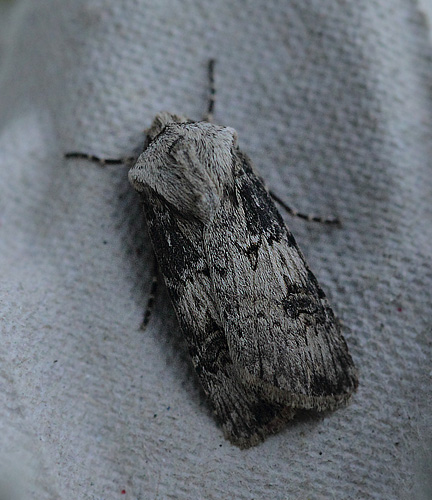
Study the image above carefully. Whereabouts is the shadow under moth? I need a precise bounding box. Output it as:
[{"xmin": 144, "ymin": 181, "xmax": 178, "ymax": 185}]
[{"xmin": 65, "ymin": 61, "xmax": 358, "ymax": 448}]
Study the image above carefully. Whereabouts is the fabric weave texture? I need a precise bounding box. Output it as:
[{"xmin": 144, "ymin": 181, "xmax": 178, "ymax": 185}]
[{"xmin": 0, "ymin": 1, "xmax": 431, "ymax": 498}]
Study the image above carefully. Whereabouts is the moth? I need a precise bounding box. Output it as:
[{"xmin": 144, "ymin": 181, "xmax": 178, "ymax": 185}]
[{"xmin": 66, "ymin": 61, "xmax": 358, "ymax": 448}]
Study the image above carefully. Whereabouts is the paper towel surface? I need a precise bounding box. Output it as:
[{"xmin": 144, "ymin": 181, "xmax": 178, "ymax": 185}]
[{"xmin": 0, "ymin": 1, "xmax": 431, "ymax": 498}]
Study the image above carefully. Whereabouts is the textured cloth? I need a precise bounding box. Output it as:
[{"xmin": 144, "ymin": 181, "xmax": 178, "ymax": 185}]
[{"xmin": 0, "ymin": 1, "xmax": 431, "ymax": 498}]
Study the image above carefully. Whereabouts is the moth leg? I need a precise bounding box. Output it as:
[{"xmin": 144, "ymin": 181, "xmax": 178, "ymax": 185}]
[
  {"xmin": 203, "ymin": 58, "xmax": 216, "ymax": 123},
  {"xmin": 270, "ymin": 191, "xmax": 340, "ymax": 225},
  {"xmin": 64, "ymin": 152, "xmax": 135, "ymax": 165},
  {"xmin": 140, "ymin": 255, "xmax": 159, "ymax": 331}
]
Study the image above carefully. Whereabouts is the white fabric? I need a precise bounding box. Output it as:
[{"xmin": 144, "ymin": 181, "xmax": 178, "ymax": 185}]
[{"xmin": 1, "ymin": 1, "xmax": 431, "ymax": 498}]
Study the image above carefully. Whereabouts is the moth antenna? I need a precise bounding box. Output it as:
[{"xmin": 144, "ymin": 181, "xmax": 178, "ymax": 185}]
[{"xmin": 203, "ymin": 59, "xmax": 216, "ymax": 122}]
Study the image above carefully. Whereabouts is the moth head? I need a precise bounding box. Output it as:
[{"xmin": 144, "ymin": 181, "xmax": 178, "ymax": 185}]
[
  {"xmin": 129, "ymin": 117, "xmax": 239, "ymax": 222},
  {"xmin": 143, "ymin": 112, "xmax": 189, "ymax": 145}
]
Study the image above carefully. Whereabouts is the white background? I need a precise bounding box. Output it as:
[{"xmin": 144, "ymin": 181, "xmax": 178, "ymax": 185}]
[{"xmin": 0, "ymin": 1, "xmax": 431, "ymax": 498}]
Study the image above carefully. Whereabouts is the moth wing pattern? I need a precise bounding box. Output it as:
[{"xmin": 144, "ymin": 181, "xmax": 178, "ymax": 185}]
[
  {"xmin": 138, "ymin": 183, "xmax": 300, "ymax": 448},
  {"xmin": 129, "ymin": 113, "xmax": 358, "ymax": 448},
  {"xmin": 205, "ymin": 149, "xmax": 358, "ymax": 410}
]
